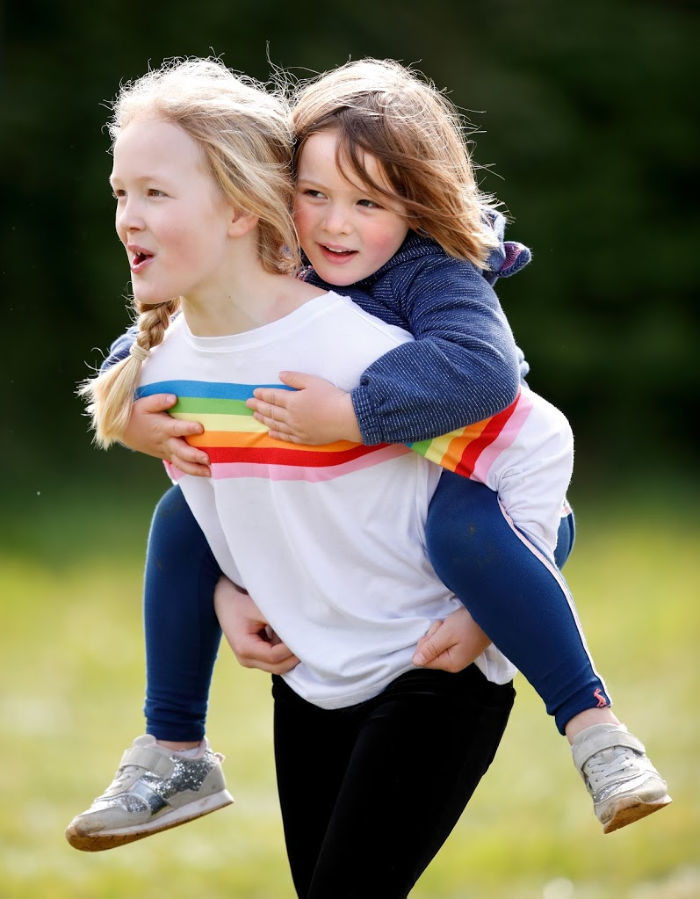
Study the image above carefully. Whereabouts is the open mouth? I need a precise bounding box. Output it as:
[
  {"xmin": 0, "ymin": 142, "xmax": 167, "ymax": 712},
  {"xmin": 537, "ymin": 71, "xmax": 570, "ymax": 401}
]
[
  {"xmin": 320, "ymin": 244, "xmax": 356, "ymax": 259},
  {"xmin": 130, "ymin": 248, "xmax": 154, "ymax": 271}
]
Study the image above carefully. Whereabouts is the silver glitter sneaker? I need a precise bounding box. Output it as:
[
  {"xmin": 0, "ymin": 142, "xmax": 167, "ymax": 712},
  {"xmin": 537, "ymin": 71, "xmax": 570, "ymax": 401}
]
[
  {"xmin": 571, "ymin": 723, "xmax": 671, "ymax": 833},
  {"xmin": 65, "ymin": 735, "xmax": 234, "ymax": 851}
]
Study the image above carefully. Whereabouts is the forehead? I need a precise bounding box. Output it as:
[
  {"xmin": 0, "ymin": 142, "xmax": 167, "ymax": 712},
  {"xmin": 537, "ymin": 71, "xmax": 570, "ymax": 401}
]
[
  {"xmin": 111, "ymin": 118, "xmax": 206, "ymax": 178},
  {"xmin": 298, "ymin": 129, "xmax": 388, "ymax": 191}
]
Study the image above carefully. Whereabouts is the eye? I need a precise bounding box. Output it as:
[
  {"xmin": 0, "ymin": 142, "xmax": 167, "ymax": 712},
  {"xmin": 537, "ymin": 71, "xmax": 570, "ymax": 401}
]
[
  {"xmin": 111, "ymin": 187, "xmax": 126, "ymax": 200},
  {"xmin": 147, "ymin": 188, "xmax": 166, "ymax": 198},
  {"xmin": 299, "ymin": 188, "xmax": 325, "ymax": 200},
  {"xmin": 357, "ymin": 198, "xmax": 382, "ymax": 209}
]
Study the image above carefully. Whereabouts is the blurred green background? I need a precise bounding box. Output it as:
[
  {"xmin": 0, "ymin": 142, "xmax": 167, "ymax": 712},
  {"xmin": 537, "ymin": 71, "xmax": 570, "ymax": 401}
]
[{"xmin": 1, "ymin": 1, "xmax": 698, "ymax": 897}]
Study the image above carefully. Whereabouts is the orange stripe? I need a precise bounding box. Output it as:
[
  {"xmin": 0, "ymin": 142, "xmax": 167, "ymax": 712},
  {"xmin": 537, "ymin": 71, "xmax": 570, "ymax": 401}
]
[{"xmin": 189, "ymin": 431, "xmax": 357, "ymax": 453}]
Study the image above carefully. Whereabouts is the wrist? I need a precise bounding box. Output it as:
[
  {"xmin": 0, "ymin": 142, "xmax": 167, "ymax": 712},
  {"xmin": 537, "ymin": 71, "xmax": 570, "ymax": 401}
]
[{"xmin": 339, "ymin": 392, "xmax": 362, "ymax": 443}]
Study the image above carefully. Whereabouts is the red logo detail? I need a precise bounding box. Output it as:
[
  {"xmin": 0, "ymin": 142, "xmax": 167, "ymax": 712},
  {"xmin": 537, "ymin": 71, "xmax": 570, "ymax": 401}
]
[{"xmin": 594, "ymin": 688, "xmax": 607, "ymax": 708}]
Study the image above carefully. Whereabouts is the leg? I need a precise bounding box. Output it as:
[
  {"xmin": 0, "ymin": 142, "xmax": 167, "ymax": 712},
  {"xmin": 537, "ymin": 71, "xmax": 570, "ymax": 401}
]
[
  {"xmin": 272, "ymin": 676, "xmax": 357, "ymax": 898},
  {"xmin": 554, "ymin": 501, "xmax": 575, "ymax": 569},
  {"xmin": 65, "ymin": 485, "xmax": 233, "ymax": 851},
  {"xmin": 426, "ymin": 473, "xmax": 607, "ymax": 734},
  {"xmin": 426, "ymin": 474, "xmax": 670, "ymax": 833},
  {"xmin": 274, "ymin": 668, "xmax": 514, "ymax": 899},
  {"xmin": 144, "ymin": 484, "xmax": 223, "ymax": 742}
]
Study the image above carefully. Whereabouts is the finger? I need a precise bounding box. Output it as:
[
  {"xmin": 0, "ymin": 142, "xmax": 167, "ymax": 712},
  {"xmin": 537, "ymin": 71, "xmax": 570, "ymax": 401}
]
[
  {"xmin": 167, "ymin": 438, "xmax": 209, "ymax": 465},
  {"xmin": 170, "ymin": 419, "xmax": 204, "ymax": 437},
  {"xmin": 267, "ymin": 428, "xmax": 302, "ymax": 444},
  {"xmin": 249, "ymin": 388, "xmax": 291, "ymax": 409},
  {"xmin": 170, "ymin": 460, "xmax": 212, "ymax": 478},
  {"xmin": 265, "ymin": 641, "xmax": 299, "ymax": 664},
  {"xmin": 421, "ymin": 620, "xmax": 443, "ymax": 641},
  {"xmin": 269, "ymin": 656, "xmax": 300, "ymax": 675},
  {"xmin": 414, "ymin": 648, "xmax": 461, "ymax": 674},
  {"xmin": 251, "ymin": 409, "xmax": 280, "ymax": 429},
  {"xmin": 277, "ymin": 371, "xmax": 312, "ymax": 389},
  {"xmin": 413, "ymin": 631, "xmax": 454, "ymax": 666},
  {"xmin": 136, "ymin": 393, "xmax": 178, "ymax": 412},
  {"xmin": 238, "ymin": 641, "xmax": 299, "ymax": 673}
]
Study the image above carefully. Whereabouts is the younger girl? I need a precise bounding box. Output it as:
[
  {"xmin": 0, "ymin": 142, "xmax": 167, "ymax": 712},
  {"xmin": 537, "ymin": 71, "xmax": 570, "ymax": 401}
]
[{"xmin": 69, "ymin": 58, "xmax": 517, "ymax": 898}]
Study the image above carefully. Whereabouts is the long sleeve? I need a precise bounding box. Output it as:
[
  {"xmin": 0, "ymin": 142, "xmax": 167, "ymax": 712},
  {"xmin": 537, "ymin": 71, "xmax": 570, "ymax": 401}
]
[
  {"xmin": 99, "ymin": 324, "xmax": 138, "ymax": 373},
  {"xmin": 346, "ymin": 252, "xmax": 523, "ymax": 445}
]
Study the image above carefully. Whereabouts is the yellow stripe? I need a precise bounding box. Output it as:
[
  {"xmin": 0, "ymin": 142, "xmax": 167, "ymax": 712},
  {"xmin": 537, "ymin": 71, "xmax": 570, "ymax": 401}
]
[
  {"xmin": 171, "ymin": 412, "xmax": 268, "ymax": 433},
  {"xmin": 420, "ymin": 419, "xmax": 490, "ymax": 467}
]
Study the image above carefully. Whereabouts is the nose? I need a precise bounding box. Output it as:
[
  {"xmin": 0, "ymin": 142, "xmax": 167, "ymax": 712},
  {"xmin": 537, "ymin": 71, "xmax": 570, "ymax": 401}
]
[
  {"xmin": 321, "ymin": 202, "xmax": 351, "ymax": 236},
  {"xmin": 116, "ymin": 195, "xmax": 145, "ymax": 234}
]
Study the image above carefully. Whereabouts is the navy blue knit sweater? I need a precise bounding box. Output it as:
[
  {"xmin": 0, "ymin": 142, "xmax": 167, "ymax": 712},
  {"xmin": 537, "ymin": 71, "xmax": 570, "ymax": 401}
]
[{"xmin": 304, "ymin": 229, "xmax": 529, "ymax": 444}]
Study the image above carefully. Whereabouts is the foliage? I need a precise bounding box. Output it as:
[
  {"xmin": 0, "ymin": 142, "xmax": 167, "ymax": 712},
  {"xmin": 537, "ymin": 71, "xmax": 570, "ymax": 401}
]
[{"xmin": 1, "ymin": 0, "xmax": 697, "ymax": 485}]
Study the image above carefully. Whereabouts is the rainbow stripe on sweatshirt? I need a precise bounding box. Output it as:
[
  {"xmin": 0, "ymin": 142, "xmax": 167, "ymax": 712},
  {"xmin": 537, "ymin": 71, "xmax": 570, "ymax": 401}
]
[{"xmin": 135, "ymin": 380, "xmax": 532, "ymax": 483}]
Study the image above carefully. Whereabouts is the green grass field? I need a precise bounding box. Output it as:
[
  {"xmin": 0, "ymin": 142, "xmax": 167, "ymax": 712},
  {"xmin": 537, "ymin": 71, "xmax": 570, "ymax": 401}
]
[{"xmin": 1, "ymin": 479, "xmax": 698, "ymax": 898}]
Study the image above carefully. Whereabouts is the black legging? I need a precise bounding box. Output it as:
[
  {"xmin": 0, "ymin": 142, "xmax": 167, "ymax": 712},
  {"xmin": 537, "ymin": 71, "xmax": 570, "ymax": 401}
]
[{"xmin": 272, "ymin": 665, "xmax": 515, "ymax": 899}]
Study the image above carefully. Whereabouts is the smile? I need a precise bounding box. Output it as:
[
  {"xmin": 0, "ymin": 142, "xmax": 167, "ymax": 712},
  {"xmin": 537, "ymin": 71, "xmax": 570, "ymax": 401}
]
[{"xmin": 319, "ymin": 244, "xmax": 357, "ymax": 262}]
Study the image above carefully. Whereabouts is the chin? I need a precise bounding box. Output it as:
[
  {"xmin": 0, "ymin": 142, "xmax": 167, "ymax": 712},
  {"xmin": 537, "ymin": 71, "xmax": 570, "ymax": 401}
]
[{"xmin": 318, "ymin": 270, "xmax": 361, "ymax": 288}]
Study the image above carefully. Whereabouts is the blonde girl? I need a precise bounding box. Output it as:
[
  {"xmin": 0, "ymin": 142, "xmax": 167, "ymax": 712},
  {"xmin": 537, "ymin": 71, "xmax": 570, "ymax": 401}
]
[{"xmin": 69, "ymin": 57, "xmax": 517, "ymax": 899}]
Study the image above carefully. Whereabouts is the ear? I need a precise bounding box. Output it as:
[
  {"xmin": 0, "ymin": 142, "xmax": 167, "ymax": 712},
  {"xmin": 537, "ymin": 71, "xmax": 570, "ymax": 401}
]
[{"xmin": 228, "ymin": 209, "xmax": 259, "ymax": 237}]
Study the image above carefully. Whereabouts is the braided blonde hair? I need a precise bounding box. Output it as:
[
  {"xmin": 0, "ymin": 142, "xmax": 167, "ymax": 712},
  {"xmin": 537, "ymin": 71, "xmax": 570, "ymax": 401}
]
[
  {"xmin": 291, "ymin": 58, "xmax": 500, "ymax": 267},
  {"xmin": 80, "ymin": 58, "xmax": 298, "ymax": 447}
]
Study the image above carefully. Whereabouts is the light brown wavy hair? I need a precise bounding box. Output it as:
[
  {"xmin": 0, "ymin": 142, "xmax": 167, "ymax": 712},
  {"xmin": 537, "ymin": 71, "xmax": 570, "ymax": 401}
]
[{"xmin": 290, "ymin": 58, "xmax": 500, "ymax": 267}]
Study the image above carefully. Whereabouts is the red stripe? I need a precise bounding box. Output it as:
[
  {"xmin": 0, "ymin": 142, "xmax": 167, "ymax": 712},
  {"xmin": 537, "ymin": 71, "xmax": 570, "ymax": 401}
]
[
  {"xmin": 205, "ymin": 442, "xmax": 387, "ymax": 467},
  {"xmin": 453, "ymin": 397, "xmax": 519, "ymax": 477}
]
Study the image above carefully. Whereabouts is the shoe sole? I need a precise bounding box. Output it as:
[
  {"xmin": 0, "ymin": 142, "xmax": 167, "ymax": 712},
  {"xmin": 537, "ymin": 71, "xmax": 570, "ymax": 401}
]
[
  {"xmin": 602, "ymin": 792, "xmax": 672, "ymax": 834},
  {"xmin": 65, "ymin": 789, "xmax": 234, "ymax": 851}
]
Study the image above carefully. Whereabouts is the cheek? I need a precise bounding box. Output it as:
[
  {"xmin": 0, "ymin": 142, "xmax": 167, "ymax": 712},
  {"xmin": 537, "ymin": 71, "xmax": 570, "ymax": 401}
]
[
  {"xmin": 369, "ymin": 224, "xmax": 407, "ymax": 261},
  {"xmin": 293, "ymin": 204, "xmax": 314, "ymax": 242},
  {"xmin": 160, "ymin": 220, "xmax": 197, "ymax": 259}
]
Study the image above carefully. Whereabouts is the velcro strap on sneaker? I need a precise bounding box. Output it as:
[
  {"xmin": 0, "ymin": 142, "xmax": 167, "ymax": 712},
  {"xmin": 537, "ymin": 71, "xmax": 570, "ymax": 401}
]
[
  {"xmin": 572, "ymin": 726, "xmax": 646, "ymax": 772},
  {"xmin": 119, "ymin": 745, "xmax": 175, "ymax": 779},
  {"xmin": 129, "ymin": 778, "xmax": 169, "ymax": 814}
]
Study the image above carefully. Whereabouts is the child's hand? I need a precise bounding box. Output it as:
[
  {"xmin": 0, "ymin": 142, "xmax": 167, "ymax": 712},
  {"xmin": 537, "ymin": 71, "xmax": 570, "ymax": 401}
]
[
  {"xmin": 412, "ymin": 606, "xmax": 491, "ymax": 673},
  {"xmin": 122, "ymin": 394, "xmax": 211, "ymax": 477},
  {"xmin": 214, "ymin": 577, "xmax": 299, "ymax": 674},
  {"xmin": 246, "ymin": 371, "xmax": 362, "ymax": 445}
]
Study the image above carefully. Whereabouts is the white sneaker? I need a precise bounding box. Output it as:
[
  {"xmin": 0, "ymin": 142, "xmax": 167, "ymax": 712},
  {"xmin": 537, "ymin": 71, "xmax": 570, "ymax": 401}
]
[
  {"xmin": 572, "ymin": 723, "xmax": 671, "ymax": 833},
  {"xmin": 65, "ymin": 735, "xmax": 234, "ymax": 851}
]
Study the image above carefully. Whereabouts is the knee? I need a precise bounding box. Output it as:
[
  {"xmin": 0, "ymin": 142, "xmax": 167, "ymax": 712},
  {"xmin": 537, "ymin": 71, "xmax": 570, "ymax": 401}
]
[
  {"xmin": 425, "ymin": 476, "xmax": 504, "ymax": 587},
  {"xmin": 149, "ymin": 486, "xmax": 203, "ymax": 555}
]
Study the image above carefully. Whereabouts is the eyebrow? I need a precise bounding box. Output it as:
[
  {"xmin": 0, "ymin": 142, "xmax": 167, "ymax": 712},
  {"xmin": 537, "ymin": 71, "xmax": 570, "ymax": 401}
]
[{"xmin": 108, "ymin": 173, "xmax": 166, "ymax": 186}]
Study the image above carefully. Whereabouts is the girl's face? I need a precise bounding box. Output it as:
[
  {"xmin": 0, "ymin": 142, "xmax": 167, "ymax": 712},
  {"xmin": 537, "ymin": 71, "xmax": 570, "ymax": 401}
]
[
  {"xmin": 293, "ymin": 130, "xmax": 409, "ymax": 286},
  {"xmin": 110, "ymin": 119, "xmax": 235, "ymax": 307}
]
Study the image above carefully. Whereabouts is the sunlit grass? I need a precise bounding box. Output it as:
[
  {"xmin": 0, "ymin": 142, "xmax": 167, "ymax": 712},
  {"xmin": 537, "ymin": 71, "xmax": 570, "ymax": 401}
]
[{"xmin": 1, "ymin": 480, "xmax": 698, "ymax": 897}]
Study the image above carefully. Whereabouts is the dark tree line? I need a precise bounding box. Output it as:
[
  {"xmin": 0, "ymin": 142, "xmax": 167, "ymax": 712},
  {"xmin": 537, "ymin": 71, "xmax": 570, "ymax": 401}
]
[{"xmin": 2, "ymin": 0, "xmax": 696, "ymax": 489}]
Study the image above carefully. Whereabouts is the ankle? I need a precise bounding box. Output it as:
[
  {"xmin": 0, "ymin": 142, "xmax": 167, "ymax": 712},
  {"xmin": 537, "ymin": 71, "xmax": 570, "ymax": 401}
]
[
  {"xmin": 565, "ymin": 708, "xmax": 621, "ymax": 744},
  {"xmin": 155, "ymin": 739, "xmax": 202, "ymax": 753}
]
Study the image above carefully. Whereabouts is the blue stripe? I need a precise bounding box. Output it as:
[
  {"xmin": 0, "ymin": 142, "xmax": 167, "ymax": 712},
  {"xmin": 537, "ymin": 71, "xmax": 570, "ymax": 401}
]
[{"xmin": 135, "ymin": 380, "xmax": 294, "ymax": 401}]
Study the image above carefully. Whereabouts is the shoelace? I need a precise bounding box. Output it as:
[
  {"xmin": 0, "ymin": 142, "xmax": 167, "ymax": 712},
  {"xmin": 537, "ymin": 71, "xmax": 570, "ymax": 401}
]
[{"xmin": 584, "ymin": 745, "xmax": 643, "ymax": 790}]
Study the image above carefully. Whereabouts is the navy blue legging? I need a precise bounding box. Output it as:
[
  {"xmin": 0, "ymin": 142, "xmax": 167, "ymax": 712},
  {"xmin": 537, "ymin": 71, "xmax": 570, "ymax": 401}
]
[{"xmin": 143, "ymin": 474, "xmax": 608, "ymax": 741}]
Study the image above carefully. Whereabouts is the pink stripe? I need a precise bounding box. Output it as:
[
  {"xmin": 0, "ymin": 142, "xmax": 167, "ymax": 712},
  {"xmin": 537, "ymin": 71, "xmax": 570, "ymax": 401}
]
[{"xmin": 470, "ymin": 390, "xmax": 534, "ymax": 484}]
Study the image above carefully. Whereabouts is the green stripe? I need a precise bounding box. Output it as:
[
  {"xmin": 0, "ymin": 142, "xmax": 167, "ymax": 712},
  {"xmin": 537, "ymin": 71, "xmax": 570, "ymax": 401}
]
[
  {"xmin": 172, "ymin": 397, "xmax": 253, "ymax": 415},
  {"xmin": 408, "ymin": 439, "xmax": 430, "ymax": 458}
]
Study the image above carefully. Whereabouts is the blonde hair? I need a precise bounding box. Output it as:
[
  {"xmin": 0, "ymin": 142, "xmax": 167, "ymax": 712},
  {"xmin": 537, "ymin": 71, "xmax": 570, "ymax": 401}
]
[
  {"xmin": 79, "ymin": 57, "xmax": 298, "ymax": 447},
  {"xmin": 290, "ymin": 58, "xmax": 500, "ymax": 266}
]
